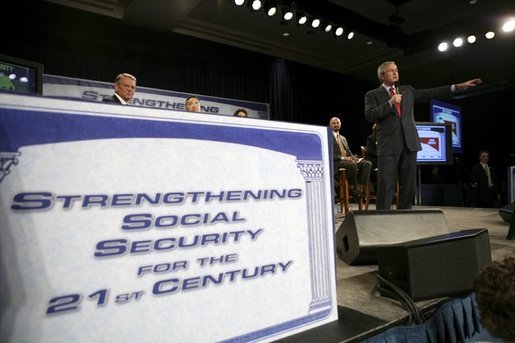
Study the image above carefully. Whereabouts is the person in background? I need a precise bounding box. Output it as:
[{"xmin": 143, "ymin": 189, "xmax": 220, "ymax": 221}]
[
  {"xmin": 233, "ymin": 109, "xmax": 248, "ymax": 117},
  {"xmin": 103, "ymin": 73, "xmax": 136, "ymax": 105},
  {"xmin": 364, "ymin": 60, "xmax": 481, "ymax": 210},
  {"xmin": 365, "ymin": 123, "xmax": 378, "ymax": 171},
  {"xmin": 469, "ymin": 150, "xmax": 500, "ymax": 208},
  {"xmin": 330, "ymin": 116, "xmax": 372, "ymax": 201},
  {"xmin": 474, "ymin": 255, "xmax": 515, "ymax": 342},
  {"xmin": 185, "ymin": 96, "xmax": 201, "ymax": 112}
]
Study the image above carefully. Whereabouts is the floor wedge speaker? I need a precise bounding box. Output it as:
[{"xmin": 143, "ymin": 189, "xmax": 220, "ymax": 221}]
[
  {"xmin": 335, "ymin": 210, "xmax": 450, "ymax": 265},
  {"xmin": 499, "ymin": 201, "xmax": 515, "ymax": 223},
  {"xmin": 377, "ymin": 228, "xmax": 491, "ymax": 301}
]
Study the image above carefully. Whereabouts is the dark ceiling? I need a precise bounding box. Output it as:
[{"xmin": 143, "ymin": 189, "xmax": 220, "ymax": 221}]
[{"xmin": 45, "ymin": 0, "xmax": 515, "ymax": 94}]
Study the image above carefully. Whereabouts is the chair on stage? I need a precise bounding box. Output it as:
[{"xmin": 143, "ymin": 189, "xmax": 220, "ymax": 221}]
[
  {"xmin": 360, "ymin": 146, "xmax": 399, "ymax": 210},
  {"xmin": 336, "ymin": 168, "xmax": 364, "ymax": 216}
]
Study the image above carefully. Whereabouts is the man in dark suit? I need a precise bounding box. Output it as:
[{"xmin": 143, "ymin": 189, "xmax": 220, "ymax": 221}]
[
  {"xmin": 364, "ymin": 61, "xmax": 481, "ymax": 210},
  {"xmin": 103, "ymin": 73, "xmax": 137, "ymax": 105},
  {"xmin": 330, "ymin": 117, "xmax": 372, "ymax": 201},
  {"xmin": 469, "ymin": 150, "xmax": 500, "ymax": 208}
]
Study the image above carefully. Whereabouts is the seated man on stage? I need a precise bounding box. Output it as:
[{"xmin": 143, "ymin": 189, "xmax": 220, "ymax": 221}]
[
  {"xmin": 103, "ymin": 73, "xmax": 137, "ymax": 105},
  {"xmin": 185, "ymin": 96, "xmax": 201, "ymax": 112},
  {"xmin": 330, "ymin": 116, "xmax": 372, "ymax": 201}
]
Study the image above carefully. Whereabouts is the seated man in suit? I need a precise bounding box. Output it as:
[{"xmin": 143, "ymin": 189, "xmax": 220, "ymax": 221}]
[
  {"xmin": 103, "ymin": 73, "xmax": 137, "ymax": 105},
  {"xmin": 365, "ymin": 123, "xmax": 378, "ymax": 171},
  {"xmin": 185, "ymin": 96, "xmax": 201, "ymax": 112},
  {"xmin": 330, "ymin": 116, "xmax": 372, "ymax": 201}
]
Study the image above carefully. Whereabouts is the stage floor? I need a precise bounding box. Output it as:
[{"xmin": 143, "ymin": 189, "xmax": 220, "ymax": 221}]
[{"xmin": 280, "ymin": 205, "xmax": 515, "ymax": 343}]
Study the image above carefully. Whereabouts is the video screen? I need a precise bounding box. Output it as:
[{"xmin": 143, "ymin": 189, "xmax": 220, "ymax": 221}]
[
  {"xmin": 416, "ymin": 122, "xmax": 453, "ymax": 165},
  {"xmin": 430, "ymin": 100, "xmax": 463, "ymax": 154},
  {"xmin": 0, "ymin": 53, "xmax": 43, "ymax": 95}
]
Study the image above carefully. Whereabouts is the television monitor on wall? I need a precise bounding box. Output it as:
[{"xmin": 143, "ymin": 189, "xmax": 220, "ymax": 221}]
[
  {"xmin": 416, "ymin": 122, "xmax": 453, "ymax": 165},
  {"xmin": 0, "ymin": 53, "xmax": 44, "ymax": 95},
  {"xmin": 430, "ymin": 100, "xmax": 463, "ymax": 154}
]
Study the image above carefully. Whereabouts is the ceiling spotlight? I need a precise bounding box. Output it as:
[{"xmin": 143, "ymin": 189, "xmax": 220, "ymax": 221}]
[
  {"xmin": 347, "ymin": 31, "xmax": 355, "ymax": 40},
  {"xmin": 297, "ymin": 14, "xmax": 307, "ymax": 25},
  {"xmin": 335, "ymin": 27, "xmax": 344, "ymax": 36},
  {"xmin": 324, "ymin": 23, "xmax": 332, "ymax": 33},
  {"xmin": 453, "ymin": 37, "xmax": 463, "ymax": 47},
  {"xmin": 251, "ymin": 0, "xmax": 262, "ymax": 10},
  {"xmin": 283, "ymin": 9, "xmax": 293, "ymax": 21},
  {"xmin": 234, "ymin": 0, "xmax": 245, "ymax": 6},
  {"xmin": 485, "ymin": 31, "xmax": 495, "ymax": 39},
  {"xmin": 266, "ymin": 4, "xmax": 277, "ymax": 16},
  {"xmin": 311, "ymin": 18, "xmax": 320, "ymax": 28},
  {"xmin": 438, "ymin": 42, "xmax": 448, "ymax": 52},
  {"xmin": 502, "ymin": 18, "xmax": 515, "ymax": 32},
  {"xmin": 467, "ymin": 35, "xmax": 476, "ymax": 43}
]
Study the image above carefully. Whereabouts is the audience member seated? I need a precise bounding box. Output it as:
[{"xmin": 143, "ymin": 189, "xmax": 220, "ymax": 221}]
[
  {"xmin": 185, "ymin": 96, "xmax": 201, "ymax": 112},
  {"xmin": 233, "ymin": 108, "xmax": 248, "ymax": 117},
  {"xmin": 474, "ymin": 255, "xmax": 515, "ymax": 342}
]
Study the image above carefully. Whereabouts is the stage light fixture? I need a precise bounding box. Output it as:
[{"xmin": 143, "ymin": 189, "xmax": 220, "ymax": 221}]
[
  {"xmin": 346, "ymin": 31, "xmax": 355, "ymax": 40},
  {"xmin": 265, "ymin": 2, "xmax": 277, "ymax": 16},
  {"xmin": 311, "ymin": 18, "xmax": 320, "ymax": 28},
  {"xmin": 324, "ymin": 23, "xmax": 333, "ymax": 33},
  {"xmin": 283, "ymin": 9, "xmax": 293, "ymax": 21},
  {"xmin": 467, "ymin": 35, "xmax": 476, "ymax": 43},
  {"xmin": 297, "ymin": 13, "xmax": 307, "ymax": 25},
  {"xmin": 453, "ymin": 37, "xmax": 463, "ymax": 47},
  {"xmin": 251, "ymin": 0, "xmax": 262, "ymax": 11},
  {"xmin": 335, "ymin": 27, "xmax": 344, "ymax": 36},
  {"xmin": 502, "ymin": 18, "xmax": 515, "ymax": 32},
  {"xmin": 485, "ymin": 31, "xmax": 495, "ymax": 39},
  {"xmin": 438, "ymin": 42, "xmax": 448, "ymax": 52},
  {"xmin": 234, "ymin": 0, "xmax": 245, "ymax": 6}
]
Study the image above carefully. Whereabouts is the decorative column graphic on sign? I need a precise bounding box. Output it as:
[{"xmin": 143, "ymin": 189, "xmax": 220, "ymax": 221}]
[
  {"xmin": 0, "ymin": 151, "xmax": 20, "ymax": 182},
  {"xmin": 297, "ymin": 159, "xmax": 332, "ymax": 313}
]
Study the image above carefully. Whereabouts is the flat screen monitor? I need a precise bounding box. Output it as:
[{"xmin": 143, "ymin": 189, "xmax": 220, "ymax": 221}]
[
  {"xmin": 416, "ymin": 122, "xmax": 453, "ymax": 165},
  {"xmin": 430, "ymin": 100, "xmax": 463, "ymax": 154},
  {"xmin": 0, "ymin": 53, "xmax": 44, "ymax": 95}
]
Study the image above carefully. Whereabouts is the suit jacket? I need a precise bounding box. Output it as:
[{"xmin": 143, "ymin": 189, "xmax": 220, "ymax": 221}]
[
  {"xmin": 470, "ymin": 163, "xmax": 498, "ymax": 193},
  {"xmin": 102, "ymin": 94, "xmax": 123, "ymax": 104},
  {"xmin": 364, "ymin": 85, "xmax": 452, "ymax": 157},
  {"xmin": 365, "ymin": 134, "xmax": 378, "ymax": 170},
  {"xmin": 332, "ymin": 133, "xmax": 353, "ymax": 161}
]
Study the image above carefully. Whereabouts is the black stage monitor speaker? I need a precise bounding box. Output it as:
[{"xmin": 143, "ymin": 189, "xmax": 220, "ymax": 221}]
[
  {"xmin": 335, "ymin": 210, "xmax": 450, "ymax": 265},
  {"xmin": 377, "ymin": 228, "xmax": 491, "ymax": 301},
  {"xmin": 499, "ymin": 201, "xmax": 515, "ymax": 224}
]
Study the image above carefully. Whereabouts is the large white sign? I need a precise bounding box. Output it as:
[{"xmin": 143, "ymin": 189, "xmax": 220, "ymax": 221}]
[{"xmin": 0, "ymin": 94, "xmax": 337, "ymax": 342}]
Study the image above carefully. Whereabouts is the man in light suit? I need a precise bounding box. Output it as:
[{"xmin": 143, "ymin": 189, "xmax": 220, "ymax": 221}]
[
  {"xmin": 364, "ymin": 61, "xmax": 481, "ymax": 210},
  {"xmin": 330, "ymin": 117, "xmax": 372, "ymax": 201},
  {"xmin": 103, "ymin": 73, "xmax": 137, "ymax": 105}
]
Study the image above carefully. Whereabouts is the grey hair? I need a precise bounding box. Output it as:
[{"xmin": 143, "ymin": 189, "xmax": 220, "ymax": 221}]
[
  {"xmin": 115, "ymin": 73, "xmax": 137, "ymax": 84},
  {"xmin": 377, "ymin": 61, "xmax": 395, "ymax": 82}
]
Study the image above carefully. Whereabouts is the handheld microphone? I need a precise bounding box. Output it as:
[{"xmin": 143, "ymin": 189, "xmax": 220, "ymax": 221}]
[{"xmin": 394, "ymin": 81, "xmax": 400, "ymax": 94}]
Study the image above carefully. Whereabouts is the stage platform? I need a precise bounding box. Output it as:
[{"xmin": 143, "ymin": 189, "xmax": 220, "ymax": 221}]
[{"xmin": 279, "ymin": 205, "xmax": 514, "ymax": 343}]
